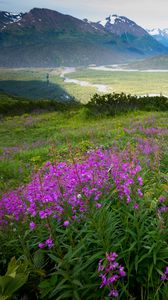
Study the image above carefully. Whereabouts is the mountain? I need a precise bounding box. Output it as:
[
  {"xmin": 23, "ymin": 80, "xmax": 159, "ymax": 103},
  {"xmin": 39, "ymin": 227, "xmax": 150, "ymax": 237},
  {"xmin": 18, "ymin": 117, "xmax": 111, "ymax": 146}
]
[
  {"xmin": 94, "ymin": 14, "xmax": 148, "ymax": 36},
  {"xmin": 0, "ymin": 11, "xmax": 24, "ymax": 31},
  {"xmin": 0, "ymin": 8, "xmax": 167, "ymax": 67},
  {"xmin": 147, "ymin": 28, "xmax": 168, "ymax": 47}
]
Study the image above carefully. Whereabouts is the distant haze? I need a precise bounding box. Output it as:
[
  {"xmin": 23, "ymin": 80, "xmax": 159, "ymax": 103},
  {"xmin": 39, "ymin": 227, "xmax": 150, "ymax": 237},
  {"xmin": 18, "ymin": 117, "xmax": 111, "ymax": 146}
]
[{"xmin": 0, "ymin": 0, "xmax": 168, "ymax": 29}]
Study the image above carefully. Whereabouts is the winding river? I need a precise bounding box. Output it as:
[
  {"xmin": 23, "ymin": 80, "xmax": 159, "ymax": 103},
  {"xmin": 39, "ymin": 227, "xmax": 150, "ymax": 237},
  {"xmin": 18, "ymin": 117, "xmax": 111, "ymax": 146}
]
[
  {"xmin": 60, "ymin": 67, "xmax": 168, "ymax": 98},
  {"xmin": 60, "ymin": 67, "xmax": 108, "ymax": 93}
]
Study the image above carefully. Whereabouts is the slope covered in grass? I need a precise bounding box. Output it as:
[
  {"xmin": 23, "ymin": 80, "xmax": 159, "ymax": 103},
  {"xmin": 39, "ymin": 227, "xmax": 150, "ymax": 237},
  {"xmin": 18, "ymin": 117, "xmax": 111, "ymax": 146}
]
[{"xmin": 0, "ymin": 105, "xmax": 168, "ymax": 299}]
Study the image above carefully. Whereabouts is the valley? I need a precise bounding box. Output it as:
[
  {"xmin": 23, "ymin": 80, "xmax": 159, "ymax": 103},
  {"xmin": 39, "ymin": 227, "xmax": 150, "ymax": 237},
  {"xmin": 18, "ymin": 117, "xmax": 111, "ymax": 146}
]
[{"xmin": 1, "ymin": 67, "xmax": 168, "ymax": 103}]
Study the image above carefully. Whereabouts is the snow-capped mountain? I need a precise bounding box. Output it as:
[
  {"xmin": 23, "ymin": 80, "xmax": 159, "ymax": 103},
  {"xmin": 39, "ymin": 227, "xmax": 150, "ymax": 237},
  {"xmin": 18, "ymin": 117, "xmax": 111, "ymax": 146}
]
[
  {"xmin": 147, "ymin": 28, "xmax": 168, "ymax": 47},
  {"xmin": 93, "ymin": 14, "xmax": 148, "ymax": 37},
  {"xmin": 0, "ymin": 11, "xmax": 24, "ymax": 30},
  {"xmin": 0, "ymin": 8, "xmax": 167, "ymax": 67}
]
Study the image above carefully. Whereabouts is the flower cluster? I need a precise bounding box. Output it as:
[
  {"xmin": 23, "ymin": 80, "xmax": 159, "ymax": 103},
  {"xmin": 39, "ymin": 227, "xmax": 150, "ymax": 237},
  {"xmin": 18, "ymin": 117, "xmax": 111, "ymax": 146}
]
[
  {"xmin": 124, "ymin": 126, "xmax": 168, "ymax": 136},
  {"xmin": 139, "ymin": 127, "xmax": 168, "ymax": 136},
  {"xmin": 0, "ymin": 140, "xmax": 46, "ymax": 161},
  {"xmin": 161, "ymin": 266, "xmax": 168, "ymax": 281},
  {"xmin": 109, "ymin": 152, "xmax": 143, "ymax": 204},
  {"xmin": 0, "ymin": 148, "xmax": 143, "ymax": 228},
  {"xmin": 98, "ymin": 252, "xmax": 126, "ymax": 298},
  {"xmin": 157, "ymin": 196, "xmax": 168, "ymax": 214},
  {"xmin": 39, "ymin": 237, "xmax": 54, "ymax": 249},
  {"xmin": 136, "ymin": 137, "xmax": 160, "ymax": 156}
]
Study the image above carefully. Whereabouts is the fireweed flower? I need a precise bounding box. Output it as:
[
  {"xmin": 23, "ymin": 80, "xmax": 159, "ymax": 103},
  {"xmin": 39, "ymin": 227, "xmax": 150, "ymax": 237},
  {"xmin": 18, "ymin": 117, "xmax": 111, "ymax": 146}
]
[
  {"xmin": 158, "ymin": 205, "xmax": 168, "ymax": 213},
  {"xmin": 109, "ymin": 289, "xmax": 119, "ymax": 297},
  {"xmin": 98, "ymin": 252, "xmax": 126, "ymax": 298},
  {"xmin": 133, "ymin": 203, "xmax": 139, "ymax": 210},
  {"xmin": 159, "ymin": 196, "xmax": 166, "ymax": 203},
  {"xmin": 45, "ymin": 238, "xmax": 54, "ymax": 248},
  {"xmin": 29, "ymin": 221, "xmax": 36, "ymax": 230},
  {"xmin": 63, "ymin": 220, "xmax": 70, "ymax": 227},
  {"xmin": 96, "ymin": 203, "xmax": 102, "ymax": 209},
  {"xmin": 0, "ymin": 148, "xmax": 143, "ymax": 227},
  {"xmin": 38, "ymin": 243, "xmax": 45, "ymax": 249},
  {"xmin": 161, "ymin": 266, "xmax": 168, "ymax": 281}
]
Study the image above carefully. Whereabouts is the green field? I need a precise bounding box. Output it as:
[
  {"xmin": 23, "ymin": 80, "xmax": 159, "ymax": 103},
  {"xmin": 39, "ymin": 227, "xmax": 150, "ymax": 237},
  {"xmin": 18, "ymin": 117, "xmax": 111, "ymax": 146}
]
[
  {"xmin": 1, "ymin": 68, "xmax": 168, "ymax": 104},
  {"xmin": 0, "ymin": 68, "xmax": 96, "ymax": 103},
  {"xmin": 67, "ymin": 68, "xmax": 168, "ymax": 97}
]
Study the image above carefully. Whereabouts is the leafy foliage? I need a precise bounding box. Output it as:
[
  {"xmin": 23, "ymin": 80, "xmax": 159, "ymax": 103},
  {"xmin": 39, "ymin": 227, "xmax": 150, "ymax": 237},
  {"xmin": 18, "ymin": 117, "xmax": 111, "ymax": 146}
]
[
  {"xmin": 87, "ymin": 92, "xmax": 168, "ymax": 116},
  {"xmin": 0, "ymin": 257, "xmax": 28, "ymax": 300}
]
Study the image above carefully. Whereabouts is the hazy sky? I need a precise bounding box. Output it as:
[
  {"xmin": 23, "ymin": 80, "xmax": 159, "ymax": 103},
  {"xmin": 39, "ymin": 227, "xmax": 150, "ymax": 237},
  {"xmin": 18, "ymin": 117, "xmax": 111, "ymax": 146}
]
[{"xmin": 0, "ymin": 0, "xmax": 168, "ymax": 29}]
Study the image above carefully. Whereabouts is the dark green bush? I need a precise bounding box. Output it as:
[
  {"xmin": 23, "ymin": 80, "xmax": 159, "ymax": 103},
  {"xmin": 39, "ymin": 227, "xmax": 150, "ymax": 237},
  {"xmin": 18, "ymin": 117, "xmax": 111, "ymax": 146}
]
[
  {"xmin": 86, "ymin": 92, "xmax": 168, "ymax": 116},
  {"xmin": 0, "ymin": 93, "xmax": 79, "ymax": 116}
]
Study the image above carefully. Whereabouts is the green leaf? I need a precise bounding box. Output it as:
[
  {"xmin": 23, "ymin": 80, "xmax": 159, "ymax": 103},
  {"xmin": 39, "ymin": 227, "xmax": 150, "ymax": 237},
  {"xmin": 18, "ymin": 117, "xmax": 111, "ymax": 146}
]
[
  {"xmin": 73, "ymin": 290, "xmax": 81, "ymax": 300},
  {"xmin": 72, "ymin": 279, "xmax": 83, "ymax": 288},
  {"xmin": 54, "ymin": 291, "xmax": 73, "ymax": 300},
  {"xmin": 0, "ymin": 274, "xmax": 28, "ymax": 299}
]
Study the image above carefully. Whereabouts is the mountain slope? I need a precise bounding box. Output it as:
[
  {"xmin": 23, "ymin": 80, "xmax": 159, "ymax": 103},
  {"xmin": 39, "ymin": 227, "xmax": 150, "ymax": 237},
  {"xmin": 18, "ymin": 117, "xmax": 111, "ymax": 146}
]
[
  {"xmin": 95, "ymin": 14, "xmax": 147, "ymax": 36},
  {"xmin": 147, "ymin": 28, "xmax": 168, "ymax": 47},
  {"xmin": 92, "ymin": 15, "xmax": 166, "ymax": 55},
  {"xmin": 0, "ymin": 8, "xmax": 167, "ymax": 67},
  {"xmin": 0, "ymin": 11, "xmax": 24, "ymax": 31},
  {"xmin": 124, "ymin": 55, "xmax": 168, "ymax": 70}
]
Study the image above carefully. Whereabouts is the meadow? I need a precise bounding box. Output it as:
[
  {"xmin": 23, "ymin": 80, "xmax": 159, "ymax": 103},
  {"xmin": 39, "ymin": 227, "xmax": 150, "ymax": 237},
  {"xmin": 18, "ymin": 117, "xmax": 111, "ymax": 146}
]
[
  {"xmin": 0, "ymin": 71, "xmax": 168, "ymax": 299},
  {"xmin": 67, "ymin": 68, "xmax": 168, "ymax": 97},
  {"xmin": 0, "ymin": 68, "xmax": 97, "ymax": 103},
  {"xmin": 1, "ymin": 68, "xmax": 168, "ymax": 103}
]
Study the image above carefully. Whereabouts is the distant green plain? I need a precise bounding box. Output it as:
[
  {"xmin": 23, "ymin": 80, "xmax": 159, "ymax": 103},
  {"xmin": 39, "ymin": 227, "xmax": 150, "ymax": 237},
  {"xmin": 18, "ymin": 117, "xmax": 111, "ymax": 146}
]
[
  {"xmin": 67, "ymin": 68, "xmax": 168, "ymax": 98},
  {"xmin": 0, "ymin": 68, "xmax": 168, "ymax": 103}
]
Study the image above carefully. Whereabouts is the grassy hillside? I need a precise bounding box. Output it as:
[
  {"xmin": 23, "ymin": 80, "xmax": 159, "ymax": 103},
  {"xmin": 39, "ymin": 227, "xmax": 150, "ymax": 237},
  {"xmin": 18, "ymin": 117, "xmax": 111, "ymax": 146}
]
[
  {"xmin": 0, "ymin": 93, "xmax": 167, "ymax": 193},
  {"xmin": 124, "ymin": 55, "xmax": 168, "ymax": 70},
  {"xmin": 0, "ymin": 105, "xmax": 168, "ymax": 300}
]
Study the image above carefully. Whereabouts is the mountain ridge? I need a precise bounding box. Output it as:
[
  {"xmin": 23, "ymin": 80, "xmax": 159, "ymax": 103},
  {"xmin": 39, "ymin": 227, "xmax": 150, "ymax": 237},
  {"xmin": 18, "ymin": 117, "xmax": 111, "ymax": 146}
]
[
  {"xmin": 0, "ymin": 8, "xmax": 167, "ymax": 67},
  {"xmin": 147, "ymin": 27, "xmax": 168, "ymax": 47}
]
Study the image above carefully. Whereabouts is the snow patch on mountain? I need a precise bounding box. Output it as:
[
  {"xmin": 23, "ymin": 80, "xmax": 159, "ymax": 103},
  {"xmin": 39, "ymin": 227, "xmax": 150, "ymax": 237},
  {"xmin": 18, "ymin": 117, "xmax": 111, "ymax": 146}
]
[
  {"xmin": 99, "ymin": 14, "xmax": 119, "ymax": 27},
  {"xmin": 148, "ymin": 28, "xmax": 162, "ymax": 36},
  {"xmin": 2, "ymin": 12, "xmax": 23, "ymax": 24},
  {"xmin": 98, "ymin": 14, "xmax": 136, "ymax": 27},
  {"xmin": 147, "ymin": 28, "xmax": 168, "ymax": 37}
]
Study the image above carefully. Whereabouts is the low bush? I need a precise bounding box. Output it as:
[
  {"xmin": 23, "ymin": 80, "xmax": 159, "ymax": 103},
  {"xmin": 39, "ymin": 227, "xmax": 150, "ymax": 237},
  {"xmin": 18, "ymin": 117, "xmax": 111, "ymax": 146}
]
[{"xmin": 86, "ymin": 93, "xmax": 168, "ymax": 116}]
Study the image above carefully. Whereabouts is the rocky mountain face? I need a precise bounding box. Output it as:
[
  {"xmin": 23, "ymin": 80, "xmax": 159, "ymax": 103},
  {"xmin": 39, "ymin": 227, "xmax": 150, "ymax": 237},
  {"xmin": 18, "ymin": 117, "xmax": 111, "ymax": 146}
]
[
  {"xmin": 0, "ymin": 11, "xmax": 24, "ymax": 31},
  {"xmin": 93, "ymin": 14, "xmax": 147, "ymax": 36},
  {"xmin": 0, "ymin": 8, "xmax": 167, "ymax": 67},
  {"xmin": 147, "ymin": 28, "xmax": 168, "ymax": 47}
]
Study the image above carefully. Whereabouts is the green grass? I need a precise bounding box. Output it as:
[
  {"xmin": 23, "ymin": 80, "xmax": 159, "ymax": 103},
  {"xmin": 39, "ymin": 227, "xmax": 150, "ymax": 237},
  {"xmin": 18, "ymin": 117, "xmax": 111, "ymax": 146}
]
[
  {"xmin": 67, "ymin": 68, "xmax": 168, "ymax": 96},
  {"xmin": 1, "ymin": 68, "xmax": 168, "ymax": 103},
  {"xmin": 0, "ymin": 68, "xmax": 97, "ymax": 103},
  {"xmin": 0, "ymin": 108, "xmax": 167, "ymax": 194}
]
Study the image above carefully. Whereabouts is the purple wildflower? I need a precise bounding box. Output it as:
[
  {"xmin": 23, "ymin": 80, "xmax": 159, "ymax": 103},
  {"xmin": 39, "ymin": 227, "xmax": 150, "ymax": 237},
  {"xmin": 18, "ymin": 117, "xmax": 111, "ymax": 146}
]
[
  {"xmin": 63, "ymin": 220, "xmax": 70, "ymax": 227},
  {"xmin": 98, "ymin": 252, "xmax": 126, "ymax": 298},
  {"xmin": 161, "ymin": 266, "xmax": 168, "ymax": 281},
  {"xmin": 45, "ymin": 238, "xmax": 54, "ymax": 248},
  {"xmin": 133, "ymin": 203, "xmax": 139, "ymax": 209},
  {"xmin": 38, "ymin": 243, "xmax": 45, "ymax": 249},
  {"xmin": 29, "ymin": 221, "xmax": 36, "ymax": 231},
  {"xmin": 109, "ymin": 289, "xmax": 119, "ymax": 298},
  {"xmin": 159, "ymin": 196, "xmax": 166, "ymax": 203}
]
